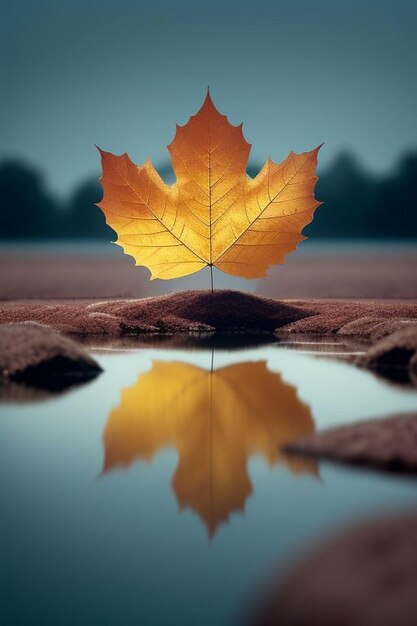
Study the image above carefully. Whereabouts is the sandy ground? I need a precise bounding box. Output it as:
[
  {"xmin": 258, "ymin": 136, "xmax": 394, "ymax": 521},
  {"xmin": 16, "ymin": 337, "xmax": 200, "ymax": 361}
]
[
  {"xmin": 286, "ymin": 412, "xmax": 417, "ymax": 474},
  {"xmin": 1, "ymin": 291, "xmax": 417, "ymax": 343},
  {"xmin": 1, "ymin": 244, "xmax": 417, "ymax": 300},
  {"xmin": 249, "ymin": 511, "xmax": 417, "ymax": 626}
]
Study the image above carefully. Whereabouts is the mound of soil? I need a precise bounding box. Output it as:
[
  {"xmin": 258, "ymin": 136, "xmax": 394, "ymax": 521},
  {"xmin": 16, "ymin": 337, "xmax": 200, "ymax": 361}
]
[
  {"xmin": 0, "ymin": 322, "xmax": 102, "ymax": 391},
  {"xmin": 249, "ymin": 510, "xmax": 417, "ymax": 626},
  {"xmin": 282, "ymin": 301, "xmax": 417, "ymax": 337},
  {"xmin": 0, "ymin": 290, "xmax": 312, "ymax": 335},
  {"xmin": 88, "ymin": 290, "xmax": 311, "ymax": 333},
  {"xmin": 356, "ymin": 324, "xmax": 417, "ymax": 383},
  {"xmin": 1, "ymin": 291, "xmax": 417, "ymax": 339},
  {"xmin": 284, "ymin": 412, "xmax": 417, "ymax": 475}
]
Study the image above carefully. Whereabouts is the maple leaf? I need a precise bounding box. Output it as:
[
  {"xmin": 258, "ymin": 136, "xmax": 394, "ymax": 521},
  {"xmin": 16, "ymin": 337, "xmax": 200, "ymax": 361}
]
[
  {"xmin": 102, "ymin": 360, "xmax": 317, "ymax": 537},
  {"xmin": 97, "ymin": 92, "xmax": 322, "ymax": 280}
]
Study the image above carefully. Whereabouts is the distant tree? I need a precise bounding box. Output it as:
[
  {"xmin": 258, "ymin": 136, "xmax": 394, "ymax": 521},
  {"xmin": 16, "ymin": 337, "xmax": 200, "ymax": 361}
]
[
  {"xmin": 306, "ymin": 152, "xmax": 379, "ymax": 238},
  {"xmin": 157, "ymin": 162, "xmax": 175, "ymax": 183},
  {"xmin": 64, "ymin": 162, "xmax": 263, "ymax": 239},
  {"xmin": 307, "ymin": 151, "xmax": 417, "ymax": 239},
  {"xmin": 378, "ymin": 152, "xmax": 417, "ymax": 238},
  {"xmin": 142, "ymin": 162, "xmax": 262, "ymax": 183},
  {"xmin": 1, "ymin": 152, "xmax": 416, "ymax": 241},
  {"xmin": 66, "ymin": 178, "xmax": 115, "ymax": 239},
  {"xmin": 64, "ymin": 154, "xmax": 417, "ymax": 241},
  {"xmin": 247, "ymin": 163, "xmax": 261, "ymax": 178},
  {"xmin": 0, "ymin": 160, "xmax": 61, "ymax": 239}
]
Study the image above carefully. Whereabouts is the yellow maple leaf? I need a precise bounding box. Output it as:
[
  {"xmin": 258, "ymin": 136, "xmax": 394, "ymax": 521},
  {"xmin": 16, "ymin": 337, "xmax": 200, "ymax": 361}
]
[
  {"xmin": 102, "ymin": 360, "xmax": 317, "ymax": 537},
  {"xmin": 97, "ymin": 92, "xmax": 322, "ymax": 280}
]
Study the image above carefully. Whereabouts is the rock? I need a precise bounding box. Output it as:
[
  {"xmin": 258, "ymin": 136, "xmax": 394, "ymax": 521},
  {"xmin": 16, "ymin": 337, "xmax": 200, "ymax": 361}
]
[
  {"xmin": 248, "ymin": 511, "xmax": 417, "ymax": 626},
  {"xmin": 86, "ymin": 312, "xmax": 123, "ymax": 334},
  {"xmin": 338, "ymin": 318, "xmax": 416, "ymax": 340},
  {"xmin": 0, "ymin": 322, "xmax": 102, "ymax": 391},
  {"xmin": 337, "ymin": 316, "xmax": 386, "ymax": 337},
  {"xmin": 370, "ymin": 319, "xmax": 417, "ymax": 340},
  {"xmin": 356, "ymin": 324, "xmax": 417, "ymax": 383},
  {"xmin": 279, "ymin": 301, "xmax": 417, "ymax": 337},
  {"xmin": 284, "ymin": 412, "xmax": 417, "ymax": 474},
  {"xmin": 410, "ymin": 351, "xmax": 417, "ymax": 384},
  {"xmin": 0, "ymin": 381, "xmax": 65, "ymax": 403}
]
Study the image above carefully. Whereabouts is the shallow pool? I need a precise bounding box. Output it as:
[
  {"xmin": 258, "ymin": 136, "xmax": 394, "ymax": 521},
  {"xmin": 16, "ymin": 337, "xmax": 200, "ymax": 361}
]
[{"xmin": 1, "ymin": 345, "xmax": 417, "ymax": 626}]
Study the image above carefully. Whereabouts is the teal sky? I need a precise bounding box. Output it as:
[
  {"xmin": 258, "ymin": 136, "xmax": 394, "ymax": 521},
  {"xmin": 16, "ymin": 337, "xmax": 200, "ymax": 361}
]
[{"xmin": 2, "ymin": 0, "xmax": 416, "ymax": 194}]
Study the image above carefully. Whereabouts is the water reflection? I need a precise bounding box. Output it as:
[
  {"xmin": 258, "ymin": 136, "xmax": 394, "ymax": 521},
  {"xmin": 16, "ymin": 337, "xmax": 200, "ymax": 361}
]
[{"xmin": 102, "ymin": 359, "xmax": 317, "ymax": 537}]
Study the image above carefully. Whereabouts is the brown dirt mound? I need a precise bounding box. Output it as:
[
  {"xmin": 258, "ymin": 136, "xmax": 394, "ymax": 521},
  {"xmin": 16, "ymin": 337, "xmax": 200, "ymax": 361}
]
[
  {"xmin": 249, "ymin": 510, "xmax": 417, "ymax": 626},
  {"xmin": 88, "ymin": 290, "xmax": 310, "ymax": 333},
  {"xmin": 1, "ymin": 292, "xmax": 417, "ymax": 338},
  {"xmin": 281, "ymin": 301, "xmax": 417, "ymax": 337},
  {"xmin": 284, "ymin": 412, "xmax": 417, "ymax": 474},
  {"xmin": 337, "ymin": 317, "xmax": 417, "ymax": 339},
  {"xmin": 0, "ymin": 322, "xmax": 102, "ymax": 391},
  {"xmin": 0, "ymin": 290, "xmax": 311, "ymax": 335},
  {"xmin": 356, "ymin": 324, "xmax": 417, "ymax": 383}
]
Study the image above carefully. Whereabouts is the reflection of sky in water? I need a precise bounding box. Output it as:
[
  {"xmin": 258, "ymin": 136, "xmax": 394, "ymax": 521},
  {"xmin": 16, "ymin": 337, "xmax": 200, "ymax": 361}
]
[{"xmin": 1, "ymin": 347, "xmax": 417, "ymax": 625}]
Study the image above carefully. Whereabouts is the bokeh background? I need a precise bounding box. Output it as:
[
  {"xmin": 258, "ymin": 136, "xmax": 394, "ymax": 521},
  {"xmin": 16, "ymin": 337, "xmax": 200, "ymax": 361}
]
[{"xmin": 1, "ymin": 0, "xmax": 416, "ymax": 297}]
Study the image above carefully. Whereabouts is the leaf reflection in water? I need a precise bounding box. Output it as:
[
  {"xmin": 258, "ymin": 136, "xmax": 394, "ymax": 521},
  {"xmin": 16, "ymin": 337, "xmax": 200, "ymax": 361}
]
[{"xmin": 102, "ymin": 359, "xmax": 317, "ymax": 537}]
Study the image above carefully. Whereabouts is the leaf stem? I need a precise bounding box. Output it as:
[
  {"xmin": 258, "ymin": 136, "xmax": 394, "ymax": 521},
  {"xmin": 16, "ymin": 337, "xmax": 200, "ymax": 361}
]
[{"xmin": 210, "ymin": 265, "xmax": 214, "ymax": 292}]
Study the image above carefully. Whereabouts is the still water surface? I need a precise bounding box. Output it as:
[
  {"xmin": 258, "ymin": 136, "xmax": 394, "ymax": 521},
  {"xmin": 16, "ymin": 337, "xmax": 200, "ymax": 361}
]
[{"xmin": 1, "ymin": 346, "xmax": 417, "ymax": 625}]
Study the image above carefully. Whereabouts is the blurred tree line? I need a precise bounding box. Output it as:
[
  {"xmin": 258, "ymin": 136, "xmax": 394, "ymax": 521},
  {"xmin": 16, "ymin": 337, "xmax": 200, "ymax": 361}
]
[{"xmin": 0, "ymin": 152, "xmax": 416, "ymax": 240}]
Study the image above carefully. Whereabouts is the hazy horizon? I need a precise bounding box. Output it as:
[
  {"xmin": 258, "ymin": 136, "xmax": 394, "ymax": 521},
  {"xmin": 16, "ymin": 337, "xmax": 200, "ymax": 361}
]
[{"xmin": 1, "ymin": 146, "xmax": 416, "ymax": 202}]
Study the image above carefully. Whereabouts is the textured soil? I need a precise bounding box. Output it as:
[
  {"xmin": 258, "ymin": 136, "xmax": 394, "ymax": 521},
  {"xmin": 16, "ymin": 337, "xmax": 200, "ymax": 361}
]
[
  {"xmin": 356, "ymin": 325, "xmax": 417, "ymax": 383},
  {"xmin": 1, "ymin": 290, "xmax": 417, "ymax": 339},
  {"xmin": 248, "ymin": 510, "xmax": 417, "ymax": 626},
  {"xmin": 284, "ymin": 412, "xmax": 417, "ymax": 475},
  {"xmin": 0, "ymin": 322, "xmax": 102, "ymax": 392}
]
